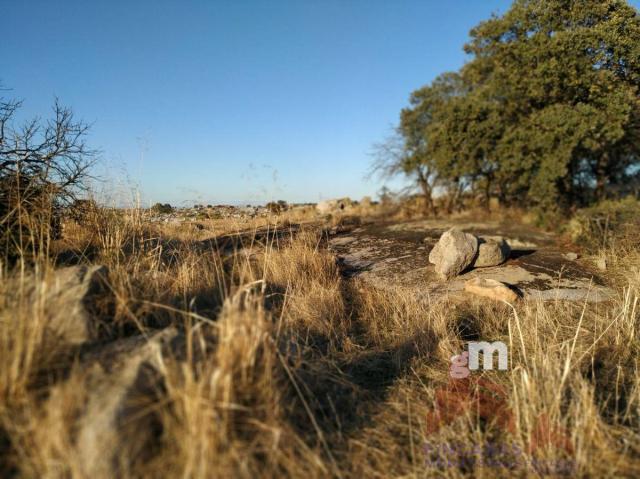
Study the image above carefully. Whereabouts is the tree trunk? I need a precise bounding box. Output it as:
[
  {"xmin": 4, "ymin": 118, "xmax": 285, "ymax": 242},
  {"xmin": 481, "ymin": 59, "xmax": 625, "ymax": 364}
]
[
  {"xmin": 483, "ymin": 176, "xmax": 492, "ymax": 212},
  {"xmin": 595, "ymin": 152, "xmax": 609, "ymax": 201},
  {"xmin": 482, "ymin": 174, "xmax": 493, "ymax": 212},
  {"xmin": 446, "ymin": 181, "xmax": 460, "ymax": 215},
  {"xmin": 416, "ymin": 168, "xmax": 435, "ymax": 216}
]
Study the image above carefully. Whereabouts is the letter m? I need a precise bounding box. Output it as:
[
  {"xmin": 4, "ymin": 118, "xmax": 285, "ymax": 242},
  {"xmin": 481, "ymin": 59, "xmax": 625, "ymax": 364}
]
[{"xmin": 468, "ymin": 341, "xmax": 508, "ymax": 371}]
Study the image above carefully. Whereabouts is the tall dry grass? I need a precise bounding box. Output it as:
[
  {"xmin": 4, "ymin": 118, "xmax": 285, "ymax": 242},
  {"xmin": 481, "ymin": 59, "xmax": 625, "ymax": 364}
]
[{"xmin": 0, "ymin": 204, "xmax": 639, "ymax": 477}]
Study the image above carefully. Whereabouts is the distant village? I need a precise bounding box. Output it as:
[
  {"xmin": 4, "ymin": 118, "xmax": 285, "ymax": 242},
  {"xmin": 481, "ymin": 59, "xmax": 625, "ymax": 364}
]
[{"xmin": 143, "ymin": 197, "xmax": 376, "ymax": 223}]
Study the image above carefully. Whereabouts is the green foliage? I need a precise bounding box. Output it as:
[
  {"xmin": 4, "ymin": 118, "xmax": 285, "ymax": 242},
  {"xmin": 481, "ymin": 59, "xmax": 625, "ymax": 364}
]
[
  {"xmin": 397, "ymin": 0, "xmax": 640, "ymax": 213},
  {"xmin": 567, "ymin": 197, "xmax": 640, "ymax": 250},
  {"xmin": 151, "ymin": 203, "xmax": 173, "ymax": 214},
  {"xmin": 266, "ymin": 200, "xmax": 287, "ymax": 214}
]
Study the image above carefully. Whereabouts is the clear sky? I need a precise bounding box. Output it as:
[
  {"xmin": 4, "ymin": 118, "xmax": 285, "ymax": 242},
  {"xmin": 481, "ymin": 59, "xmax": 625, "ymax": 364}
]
[{"xmin": 6, "ymin": 0, "xmax": 634, "ymax": 206}]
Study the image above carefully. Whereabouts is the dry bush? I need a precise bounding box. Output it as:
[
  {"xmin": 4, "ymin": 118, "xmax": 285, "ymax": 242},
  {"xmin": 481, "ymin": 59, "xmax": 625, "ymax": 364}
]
[
  {"xmin": 262, "ymin": 230, "xmax": 347, "ymax": 341},
  {"xmin": 145, "ymin": 292, "xmax": 328, "ymax": 478},
  {"xmin": 568, "ymin": 198, "xmax": 640, "ymax": 251},
  {"xmin": 0, "ymin": 270, "xmax": 69, "ymax": 405},
  {"xmin": 343, "ymin": 293, "xmax": 640, "ymax": 477}
]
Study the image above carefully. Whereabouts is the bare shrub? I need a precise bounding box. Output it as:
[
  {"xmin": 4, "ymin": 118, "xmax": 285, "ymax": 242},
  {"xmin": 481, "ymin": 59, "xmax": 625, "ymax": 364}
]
[{"xmin": 0, "ymin": 95, "xmax": 95, "ymax": 266}]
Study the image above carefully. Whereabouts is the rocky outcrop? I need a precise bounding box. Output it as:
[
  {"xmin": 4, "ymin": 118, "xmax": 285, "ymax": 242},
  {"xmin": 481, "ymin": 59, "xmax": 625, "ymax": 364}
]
[
  {"xmin": 329, "ymin": 219, "xmax": 613, "ymax": 303},
  {"xmin": 428, "ymin": 228, "xmax": 478, "ymax": 279},
  {"xmin": 473, "ymin": 236, "xmax": 511, "ymax": 268},
  {"xmin": 464, "ymin": 277, "xmax": 519, "ymax": 303},
  {"xmin": 54, "ymin": 328, "xmax": 180, "ymax": 478}
]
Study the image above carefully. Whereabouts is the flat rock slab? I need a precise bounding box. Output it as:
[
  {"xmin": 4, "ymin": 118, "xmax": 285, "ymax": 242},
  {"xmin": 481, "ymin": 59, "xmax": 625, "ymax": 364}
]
[{"xmin": 329, "ymin": 220, "xmax": 612, "ymax": 302}]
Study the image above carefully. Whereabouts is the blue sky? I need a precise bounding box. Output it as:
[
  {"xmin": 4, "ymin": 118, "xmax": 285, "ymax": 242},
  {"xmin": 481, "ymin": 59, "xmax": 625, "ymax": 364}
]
[{"xmin": 5, "ymin": 0, "xmax": 634, "ymax": 206}]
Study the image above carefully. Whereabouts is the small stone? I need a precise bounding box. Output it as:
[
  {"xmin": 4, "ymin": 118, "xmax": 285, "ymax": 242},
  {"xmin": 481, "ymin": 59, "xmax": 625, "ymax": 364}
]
[
  {"xmin": 473, "ymin": 237, "xmax": 511, "ymax": 267},
  {"xmin": 428, "ymin": 228, "xmax": 478, "ymax": 279},
  {"xmin": 564, "ymin": 252, "xmax": 578, "ymax": 261},
  {"xmin": 464, "ymin": 277, "xmax": 519, "ymax": 303}
]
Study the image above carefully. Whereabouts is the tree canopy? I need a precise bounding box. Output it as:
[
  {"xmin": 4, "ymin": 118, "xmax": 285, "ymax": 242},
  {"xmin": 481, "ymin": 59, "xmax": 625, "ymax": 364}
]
[{"xmin": 394, "ymin": 0, "xmax": 640, "ymax": 215}]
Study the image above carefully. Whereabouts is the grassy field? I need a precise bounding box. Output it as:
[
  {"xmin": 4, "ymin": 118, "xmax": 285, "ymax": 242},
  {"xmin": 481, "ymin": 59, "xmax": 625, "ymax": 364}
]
[{"xmin": 1, "ymin": 204, "xmax": 640, "ymax": 478}]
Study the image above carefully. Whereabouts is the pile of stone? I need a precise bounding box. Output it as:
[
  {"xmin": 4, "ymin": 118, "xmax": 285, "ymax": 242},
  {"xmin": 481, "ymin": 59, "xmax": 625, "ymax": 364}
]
[
  {"xmin": 428, "ymin": 228, "xmax": 511, "ymax": 279},
  {"xmin": 428, "ymin": 228, "xmax": 518, "ymax": 302}
]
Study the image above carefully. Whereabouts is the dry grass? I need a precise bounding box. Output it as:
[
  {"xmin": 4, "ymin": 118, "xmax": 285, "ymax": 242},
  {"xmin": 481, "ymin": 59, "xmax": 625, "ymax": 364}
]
[{"xmin": 1, "ymin": 205, "xmax": 639, "ymax": 478}]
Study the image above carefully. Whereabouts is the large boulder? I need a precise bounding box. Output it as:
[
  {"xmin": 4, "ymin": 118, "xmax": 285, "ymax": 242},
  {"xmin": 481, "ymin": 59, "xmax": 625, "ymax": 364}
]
[
  {"xmin": 428, "ymin": 228, "xmax": 479, "ymax": 279},
  {"xmin": 472, "ymin": 236, "xmax": 511, "ymax": 268}
]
